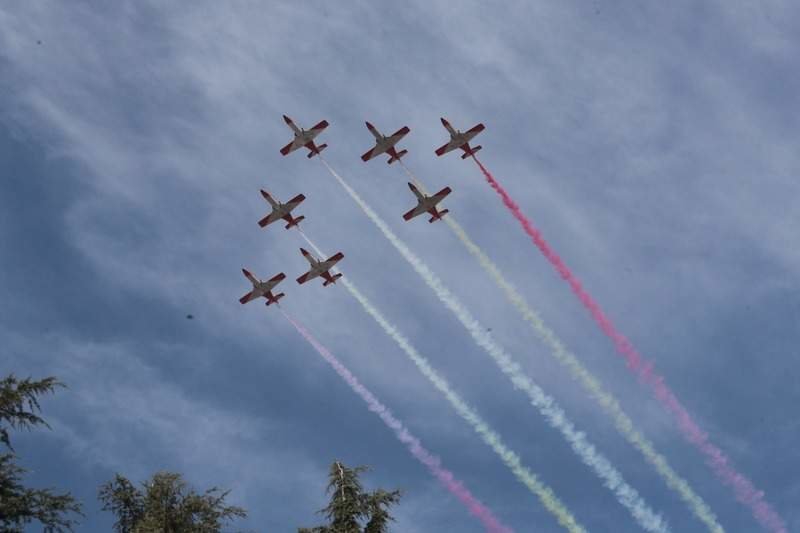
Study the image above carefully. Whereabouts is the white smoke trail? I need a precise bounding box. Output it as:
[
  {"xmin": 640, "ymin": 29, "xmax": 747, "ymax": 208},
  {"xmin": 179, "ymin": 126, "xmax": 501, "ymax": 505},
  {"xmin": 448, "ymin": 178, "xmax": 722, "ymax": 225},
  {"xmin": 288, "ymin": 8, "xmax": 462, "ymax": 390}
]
[
  {"xmin": 296, "ymin": 229, "xmax": 586, "ymax": 533},
  {"xmin": 317, "ymin": 159, "xmax": 670, "ymax": 533},
  {"xmin": 399, "ymin": 162, "xmax": 723, "ymax": 533}
]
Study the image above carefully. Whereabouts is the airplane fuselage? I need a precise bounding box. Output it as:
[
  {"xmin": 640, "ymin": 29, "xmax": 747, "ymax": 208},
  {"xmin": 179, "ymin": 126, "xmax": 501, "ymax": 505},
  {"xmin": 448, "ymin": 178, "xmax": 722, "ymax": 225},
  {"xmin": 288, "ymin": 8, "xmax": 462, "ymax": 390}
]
[
  {"xmin": 294, "ymin": 129, "xmax": 319, "ymax": 144},
  {"xmin": 253, "ymin": 278, "xmax": 280, "ymax": 295},
  {"xmin": 418, "ymin": 197, "xmax": 440, "ymax": 212},
  {"xmin": 451, "ymin": 130, "xmax": 475, "ymax": 145},
  {"xmin": 305, "ymin": 260, "xmax": 328, "ymax": 280},
  {"xmin": 371, "ymin": 137, "xmax": 392, "ymax": 155},
  {"xmin": 271, "ymin": 203, "xmax": 292, "ymax": 219}
]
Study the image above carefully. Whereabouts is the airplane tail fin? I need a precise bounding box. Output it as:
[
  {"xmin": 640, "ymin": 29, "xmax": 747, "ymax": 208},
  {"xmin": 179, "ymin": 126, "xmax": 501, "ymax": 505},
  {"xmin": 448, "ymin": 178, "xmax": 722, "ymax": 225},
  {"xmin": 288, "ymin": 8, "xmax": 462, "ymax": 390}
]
[
  {"xmin": 285, "ymin": 215, "xmax": 305, "ymax": 230},
  {"xmin": 323, "ymin": 273, "xmax": 343, "ymax": 287},
  {"xmin": 266, "ymin": 292, "xmax": 285, "ymax": 306},
  {"xmin": 461, "ymin": 145, "xmax": 482, "ymax": 159},
  {"xmin": 388, "ymin": 149, "xmax": 408, "ymax": 164},
  {"xmin": 307, "ymin": 144, "xmax": 328, "ymax": 158},
  {"xmin": 429, "ymin": 209, "xmax": 449, "ymax": 223}
]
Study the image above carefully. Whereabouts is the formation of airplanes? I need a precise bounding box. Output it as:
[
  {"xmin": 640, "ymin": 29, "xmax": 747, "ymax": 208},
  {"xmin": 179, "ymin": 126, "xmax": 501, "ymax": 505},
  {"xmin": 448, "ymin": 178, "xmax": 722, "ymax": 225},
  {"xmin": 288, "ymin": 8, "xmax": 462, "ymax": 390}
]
[{"xmin": 241, "ymin": 115, "xmax": 486, "ymax": 307}]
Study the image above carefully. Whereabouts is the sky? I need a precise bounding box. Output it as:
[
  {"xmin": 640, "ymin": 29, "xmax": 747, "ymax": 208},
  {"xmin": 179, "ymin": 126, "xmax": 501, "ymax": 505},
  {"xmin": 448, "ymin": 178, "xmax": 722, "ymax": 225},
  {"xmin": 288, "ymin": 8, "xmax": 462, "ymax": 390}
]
[{"xmin": 1, "ymin": 1, "xmax": 799, "ymax": 532}]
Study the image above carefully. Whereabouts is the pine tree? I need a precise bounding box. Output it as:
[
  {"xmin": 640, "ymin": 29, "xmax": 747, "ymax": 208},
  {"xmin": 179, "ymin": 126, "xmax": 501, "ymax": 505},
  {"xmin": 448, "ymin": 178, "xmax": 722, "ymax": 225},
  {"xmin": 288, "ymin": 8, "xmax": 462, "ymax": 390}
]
[
  {"xmin": 98, "ymin": 471, "xmax": 247, "ymax": 532},
  {"xmin": 0, "ymin": 374, "xmax": 82, "ymax": 532},
  {"xmin": 298, "ymin": 461, "xmax": 401, "ymax": 533}
]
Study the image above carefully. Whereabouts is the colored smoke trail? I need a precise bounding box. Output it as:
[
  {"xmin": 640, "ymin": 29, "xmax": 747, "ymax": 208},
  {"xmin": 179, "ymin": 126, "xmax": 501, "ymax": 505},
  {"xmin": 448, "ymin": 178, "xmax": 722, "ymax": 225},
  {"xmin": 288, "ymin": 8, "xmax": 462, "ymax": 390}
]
[
  {"xmin": 471, "ymin": 157, "xmax": 785, "ymax": 533},
  {"xmin": 281, "ymin": 309, "xmax": 514, "ymax": 533},
  {"xmin": 399, "ymin": 163, "xmax": 723, "ymax": 532},
  {"xmin": 319, "ymin": 159, "xmax": 670, "ymax": 533},
  {"xmin": 297, "ymin": 230, "xmax": 586, "ymax": 533}
]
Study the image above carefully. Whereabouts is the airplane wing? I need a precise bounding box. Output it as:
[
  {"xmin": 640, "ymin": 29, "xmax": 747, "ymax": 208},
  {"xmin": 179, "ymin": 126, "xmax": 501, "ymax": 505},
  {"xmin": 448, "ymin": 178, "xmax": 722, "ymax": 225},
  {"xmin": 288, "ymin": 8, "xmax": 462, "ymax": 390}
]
[
  {"xmin": 386, "ymin": 126, "xmax": 410, "ymax": 145},
  {"xmin": 280, "ymin": 139, "xmax": 302, "ymax": 156},
  {"xmin": 435, "ymin": 140, "xmax": 460, "ymax": 156},
  {"xmin": 296, "ymin": 270, "xmax": 317, "ymax": 284},
  {"xmin": 431, "ymin": 186, "xmax": 452, "ymax": 203},
  {"xmin": 361, "ymin": 145, "xmax": 384, "ymax": 162},
  {"xmin": 463, "ymin": 123, "xmax": 485, "ymax": 141},
  {"xmin": 265, "ymin": 272, "xmax": 286, "ymax": 289},
  {"xmin": 320, "ymin": 252, "xmax": 344, "ymax": 271},
  {"xmin": 258, "ymin": 211, "xmax": 282, "ymax": 228},
  {"xmin": 310, "ymin": 120, "xmax": 329, "ymax": 133},
  {"xmin": 239, "ymin": 290, "xmax": 260, "ymax": 304},
  {"xmin": 403, "ymin": 204, "xmax": 427, "ymax": 221},
  {"xmin": 284, "ymin": 193, "xmax": 306, "ymax": 210}
]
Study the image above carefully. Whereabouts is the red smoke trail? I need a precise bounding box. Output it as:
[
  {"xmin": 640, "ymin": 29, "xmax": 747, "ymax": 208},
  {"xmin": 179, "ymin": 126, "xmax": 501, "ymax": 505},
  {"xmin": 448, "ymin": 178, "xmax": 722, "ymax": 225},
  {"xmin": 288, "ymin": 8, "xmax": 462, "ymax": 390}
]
[
  {"xmin": 281, "ymin": 309, "xmax": 514, "ymax": 533},
  {"xmin": 472, "ymin": 157, "xmax": 786, "ymax": 533}
]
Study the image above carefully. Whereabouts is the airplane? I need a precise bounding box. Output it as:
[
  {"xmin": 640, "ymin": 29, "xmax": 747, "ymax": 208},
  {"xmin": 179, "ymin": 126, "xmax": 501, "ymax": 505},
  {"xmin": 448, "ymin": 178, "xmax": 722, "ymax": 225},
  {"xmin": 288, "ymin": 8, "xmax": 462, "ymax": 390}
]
[
  {"xmin": 402, "ymin": 182, "xmax": 452, "ymax": 223},
  {"xmin": 279, "ymin": 115, "xmax": 329, "ymax": 158},
  {"xmin": 296, "ymin": 248, "xmax": 344, "ymax": 287},
  {"xmin": 434, "ymin": 117, "xmax": 485, "ymax": 159},
  {"xmin": 360, "ymin": 122, "xmax": 410, "ymax": 164},
  {"xmin": 257, "ymin": 189, "xmax": 306, "ymax": 229},
  {"xmin": 239, "ymin": 269, "xmax": 286, "ymax": 306}
]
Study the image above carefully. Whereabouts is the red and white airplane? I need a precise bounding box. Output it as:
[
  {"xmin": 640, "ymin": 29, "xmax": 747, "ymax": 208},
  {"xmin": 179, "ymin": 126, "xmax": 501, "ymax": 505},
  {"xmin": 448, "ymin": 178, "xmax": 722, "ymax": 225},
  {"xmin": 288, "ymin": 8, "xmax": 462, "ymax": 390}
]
[
  {"xmin": 360, "ymin": 122, "xmax": 410, "ymax": 164},
  {"xmin": 402, "ymin": 182, "xmax": 452, "ymax": 223},
  {"xmin": 435, "ymin": 118, "xmax": 485, "ymax": 159},
  {"xmin": 239, "ymin": 269, "xmax": 286, "ymax": 306},
  {"xmin": 279, "ymin": 115, "xmax": 329, "ymax": 158},
  {"xmin": 296, "ymin": 248, "xmax": 344, "ymax": 286},
  {"xmin": 258, "ymin": 189, "xmax": 306, "ymax": 229}
]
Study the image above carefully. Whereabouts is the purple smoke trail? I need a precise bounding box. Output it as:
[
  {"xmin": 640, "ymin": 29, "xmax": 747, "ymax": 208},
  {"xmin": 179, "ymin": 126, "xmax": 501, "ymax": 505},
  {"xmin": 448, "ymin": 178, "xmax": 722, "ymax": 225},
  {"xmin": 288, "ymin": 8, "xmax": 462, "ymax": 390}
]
[{"xmin": 281, "ymin": 309, "xmax": 514, "ymax": 533}]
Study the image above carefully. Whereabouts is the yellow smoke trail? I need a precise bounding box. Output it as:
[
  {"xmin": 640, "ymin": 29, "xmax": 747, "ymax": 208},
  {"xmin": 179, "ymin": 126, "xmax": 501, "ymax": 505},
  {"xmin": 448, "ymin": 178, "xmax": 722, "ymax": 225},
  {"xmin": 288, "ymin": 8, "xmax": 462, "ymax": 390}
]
[
  {"xmin": 317, "ymin": 160, "xmax": 669, "ymax": 533},
  {"xmin": 297, "ymin": 230, "xmax": 587, "ymax": 533},
  {"xmin": 400, "ymin": 163, "xmax": 724, "ymax": 533}
]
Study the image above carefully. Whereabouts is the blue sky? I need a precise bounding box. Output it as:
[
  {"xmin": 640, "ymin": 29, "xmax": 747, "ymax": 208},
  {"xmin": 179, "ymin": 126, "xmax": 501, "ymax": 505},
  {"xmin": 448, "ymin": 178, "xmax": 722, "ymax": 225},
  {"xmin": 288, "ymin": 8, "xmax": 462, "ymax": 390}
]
[{"xmin": 1, "ymin": 1, "xmax": 799, "ymax": 531}]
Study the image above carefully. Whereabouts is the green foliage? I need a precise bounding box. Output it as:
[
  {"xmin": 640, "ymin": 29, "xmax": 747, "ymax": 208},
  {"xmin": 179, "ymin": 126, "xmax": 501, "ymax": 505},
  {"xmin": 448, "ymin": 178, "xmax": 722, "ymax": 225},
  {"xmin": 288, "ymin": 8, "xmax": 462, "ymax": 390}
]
[
  {"xmin": 298, "ymin": 461, "xmax": 401, "ymax": 533},
  {"xmin": 0, "ymin": 374, "xmax": 82, "ymax": 532},
  {"xmin": 0, "ymin": 375, "xmax": 62, "ymax": 451},
  {"xmin": 98, "ymin": 471, "xmax": 247, "ymax": 533}
]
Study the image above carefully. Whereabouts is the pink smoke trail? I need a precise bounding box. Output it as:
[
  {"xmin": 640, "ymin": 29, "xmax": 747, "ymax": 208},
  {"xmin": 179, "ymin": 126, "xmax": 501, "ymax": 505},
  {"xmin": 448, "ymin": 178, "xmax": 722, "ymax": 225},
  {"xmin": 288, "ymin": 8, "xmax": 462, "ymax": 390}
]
[
  {"xmin": 472, "ymin": 157, "xmax": 786, "ymax": 533},
  {"xmin": 281, "ymin": 309, "xmax": 514, "ymax": 533}
]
